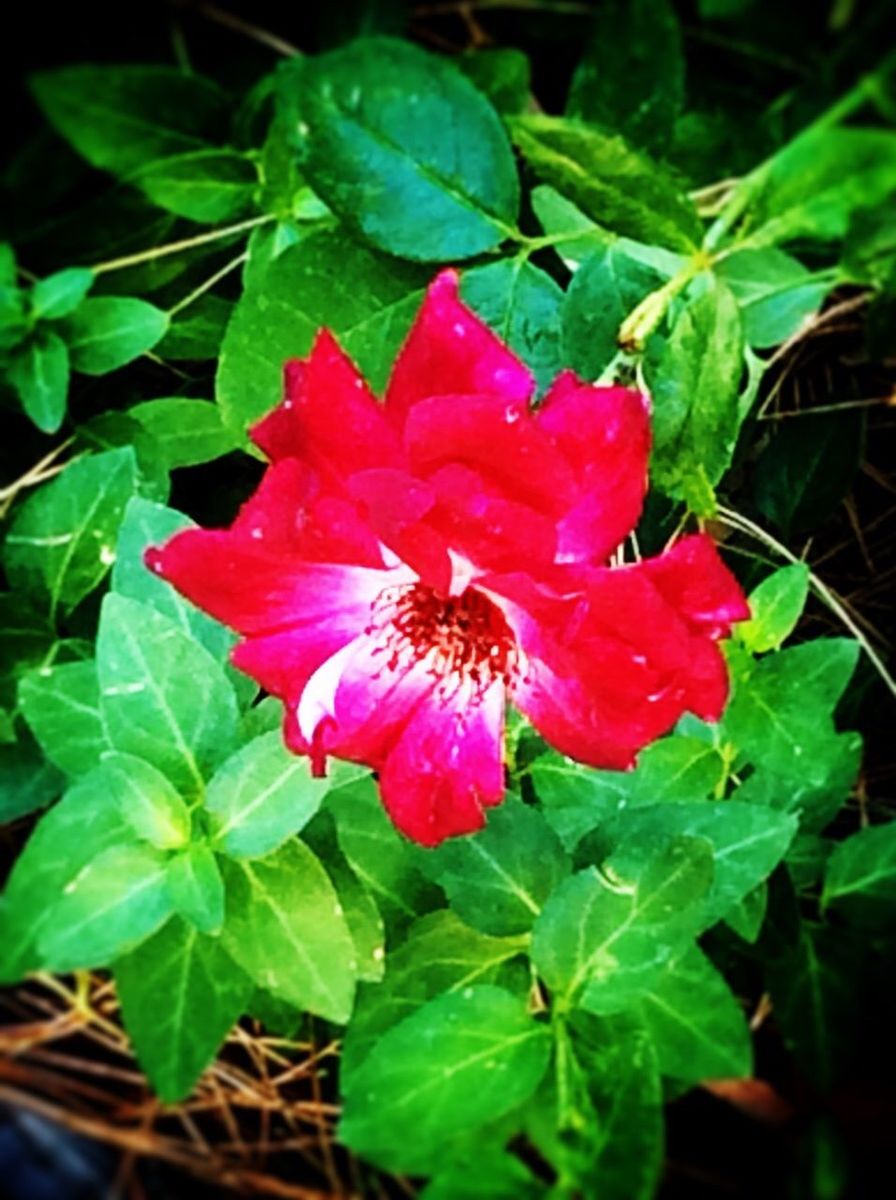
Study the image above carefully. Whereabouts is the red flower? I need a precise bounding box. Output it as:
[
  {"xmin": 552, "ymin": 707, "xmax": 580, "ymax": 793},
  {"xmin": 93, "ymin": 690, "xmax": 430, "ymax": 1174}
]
[{"xmin": 147, "ymin": 271, "xmax": 748, "ymax": 846}]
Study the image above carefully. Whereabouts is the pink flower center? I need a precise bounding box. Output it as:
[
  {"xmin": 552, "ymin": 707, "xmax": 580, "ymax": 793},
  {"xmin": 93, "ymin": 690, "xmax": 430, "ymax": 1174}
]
[{"xmin": 366, "ymin": 583, "xmax": 519, "ymax": 697}]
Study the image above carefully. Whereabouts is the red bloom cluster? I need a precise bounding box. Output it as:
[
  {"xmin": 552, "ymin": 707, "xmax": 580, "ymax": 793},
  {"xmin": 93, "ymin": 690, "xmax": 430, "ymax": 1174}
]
[{"xmin": 148, "ymin": 271, "xmax": 748, "ymax": 846}]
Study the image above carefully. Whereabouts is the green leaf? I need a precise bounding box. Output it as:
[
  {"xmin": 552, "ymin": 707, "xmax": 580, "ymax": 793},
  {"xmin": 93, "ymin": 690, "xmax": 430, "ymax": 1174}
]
[
  {"xmin": 0, "ymin": 727, "xmax": 63, "ymax": 824},
  {"xmin": 530, "ymin": 735, "xmax": 725, "ymax": 852},
  {"xmin": 841, "ymin": 203, "xmax": 896, "ymax": 286},
  {"xmin": 206, "ymin": 732, "xmax": 360, "ymax": 859},
  {"xmin": 220, "ymin": 839, "xmax": 356, "ymax": 1022},
  {"xmin": 299, "ymin": 37, "xmax": 519, "ymax": 260},
  {"xmin": 754, "ymin": 410, "xmax": 863, "ymax": 535},
  {"xmin": 562, "ymin": 243, "xmax": 665, "ymax": 379},
  {"xmin": 646, "ymin": 278, "xmax": 745, "ymax": 504},
  {"xmin": 341, "ymin": 910, "xmax": 527, "ymax": 1080},
  {"xmin": 217, "ymin": 230, "xmax": 425, "ymax": 437},
  {"xmin": 460, "ymin": 259, "xmax": 563, "ymax": 394},
  {"xmin": 822, "ymin": 822, "xmax": 896, "ymax": 927},
  {"xmin": 75, "ymin": 412, "xmax": 170, "ymax": 505},
  {"xmin": 115, "ymin": 917, "xmax": 251, "ymax": 1102},
  {"xmin": 0, "ymin": 766, "xmax": 133, "ymax": 981},
  {"xmin": 3, "ymin": 446, "xmax": 138, "ymax": 620},
  {"xmin": 326, "ymin": 775, "xmax": 440, "ymax": 933},
  {"xmin": 743, "ymin": 128, "xmax": 896, "ymax": 248},
  {"xmin": 510, "ymin": 116, "xmax": 702, "ymax": 252},
  {"xmin": 99, "ymin": 750, "xmax": 191, "ymax": 848},
  {"xmin": 421, "ymin": 1151, "xmax": 541, "ymax": 1200},
  {"xmin": 715, "ymin": 248, "xmax": 830, "ymax": 349},
  {"xmin": 30, "ymin": 66, "xmax": 229, "ymax": 177},
  {"xmin": 734, "ymin": 733, "xmax": 862, "ymax": 834},
  {"xmin": 128, "ymin": 397, "xmax": 236, "ymax": 470},
  {"xmin": 639, "ymin": 944, "xmax": 752, "ymax": 1083},
  {"xmin": 156, "ymin": 294, "xmax": 232, "ymax": 360},
  {"xmin": 455, "ymin": 48, "xmax": 531, "ymax": 115},
  {"xmin": 531, "ymin": 837, "xmax": 714, "ymax": 1012},
  {"xmin": 32, "ymin": 267, "xmax": 94, "ymax": 320},
  {"xmin": 166, "ymin": 845, "xmax": 226, "ymax": 934},
  {"xmin": 526, "ymin": 1011, "xmax": 663, "ymax": 1200},
  {"xmin": 97, "ymin": 594, "xmax": 240, "ymax": 797},
  {"xmin": 134, "ymin": 150, "xmax": 259, "ymax": 222},
  {"xmin": 38, "ymin": 842, "xmax": 174, "ymax": 970},
  {"xmin": 736, "ymin": 563, "xmax": 810, "ymax": 653},
  {"xmin": 111, "ymin": 497, "xmax": 235, "ymax": 666},
  {"xmin": 723, "ymin": 639, "xmax": 860, "ymax": 784},
  {"xmin": 7, "ymin": 329, "xmax": 69, "ymax": 433},
  {"xmin": 608, "ymin": 802, "xmax": 798, "ymax": 929},
  {"xmin": 339, "ymin": 985, "xmax": 550, "ymax": 1173},
  {"xmin": 18, "ymin": 659, "xmax": 108, "ymax": 776},
  {"xmin": 61, "ymin": 297, "xmax": 169, "ymax": 374},
  {"xmin": 421, "ymin": 796, "xmax": 570, "ymax": 936},
  {"xmin": 567, "ymin": 0, "xmax": 684, "ymax": 154},
  {"xmin": 325, "ymin": 848, "xmax": 385, "ymax": 985}
]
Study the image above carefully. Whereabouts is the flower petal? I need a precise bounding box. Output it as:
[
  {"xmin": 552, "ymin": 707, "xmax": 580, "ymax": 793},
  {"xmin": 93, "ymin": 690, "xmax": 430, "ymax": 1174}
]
[
  {"xmin": 251, "ymin": 330, "xmax": 403, "ymax": 477},
  {"xmin": 379, "ymin": 679, "xmax": 506, "ymax": 846},
  {"xmin": 147, "ymin": 528, "xmax": 398, "ymax": 636},
  {"xmin": 404, "ymin": 394, "xmax": 578, "ymax": 517},
  {"xmin": 639, "ymin": 533, "xmax": 750, "ymax": 636},
  {"xmin": 347, "ymin": 468, "xmax": 452, "ymax": 593},
  {"xmin": 535, "ymin": 372, "xmax": 651, "ymax": 564},
  {"xmin": 385, "ymin": 270, "xmax": 533, "ymax": 429}
]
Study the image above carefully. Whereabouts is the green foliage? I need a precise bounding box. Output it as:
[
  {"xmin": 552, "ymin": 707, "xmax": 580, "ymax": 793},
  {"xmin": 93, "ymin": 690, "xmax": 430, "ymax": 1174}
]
[
  {"xmin": 298, "ymin": 38, "xmax": 520, "ymax": 260},
  {"xmin": 1, "ymin": 16, "xmax": 891, "ymax": 1199}
]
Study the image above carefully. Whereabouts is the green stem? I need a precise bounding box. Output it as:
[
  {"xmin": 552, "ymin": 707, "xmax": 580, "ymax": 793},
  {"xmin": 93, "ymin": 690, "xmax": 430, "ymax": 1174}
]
[
  {"xmin": 617, "ymin": 252, "xmax": 711, "ymax": 352},
  {"xmin": 168, "ymin": 250, "xmax": 248, "ymax": 317},
  {"xmin": 717, "ymin": 505, "xmax": 896, "ymax": 699},
  {"xmin": 91, "ymin": 214, "xmax": 274, "ymax": 275}
]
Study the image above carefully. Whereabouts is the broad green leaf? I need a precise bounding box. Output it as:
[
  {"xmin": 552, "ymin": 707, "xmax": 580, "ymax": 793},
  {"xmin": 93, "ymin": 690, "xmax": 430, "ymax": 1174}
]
[
  {"xmin": 754, "ymin": 410, "xmax": 863, "ymax": 534},
  {"xmin": 221, "ymin": 839, "xmax": 356, "ymax": 1022},
  {"xmin": 525, "ymin": 1011, "xmax": 663, "ymax": 1200},
  {"xmin": 567, "ymin": 0, "xmax": 684, "ymax": 154},
  {"xmin": 217, "ymin": 230, "xmax": 425, "ymax": 437},
  {"xmin": 531, "ymin": 837, "xmax": 714, "ymax": 1011},
  {"xmin": 715, "ymin": 248, "xmax": 830, "ymax": 348},
  {"xmin": 38, "ymin": 842, "xmax": 174, "ymax": 970},
  {"xmin": 531, "ymin": 735, "xmax": 724, "ymax": 852},
  {"xmin": 99, "ymin": 750, "xmax": 191, "ymax": 848},
  {"xmin": 733, "ymin": 732, "xmax": 862, "ymax": 833},
  {"xmin": 155, "ymin": 294, "xmax": 233, "ymax": 360},
  {"xmin": 421, "ymin": 1151, "xmax": 541, "ymax": 1200},
  {"xmin": 128, "ymin": 398, "xmax": 237, "ymax": 469},
  {"xmin": 562, "ymin": 243, "xmax": 665, "ymax": 379},
  {"xmin": 3, "ymin": 446, "xmax": 138, "ymax": 620},
  {"xmin": 339, "ymin": 985, "xmax": 550, "ymax": 1173},
  {"xmin": 0, "ymin": 595, "xmax": 53, "ymax": 708},
  {"xmin": 325, "ymin": 849, "xmax": 385, "ymax": 985},
  {"xmin": 135, "ymin": 150, "xmax": 258, "ymax": 222},
  {"xmin": 841, "ymin": 203, "xmax": 896, "ymax": 286},
  {"xmin": 327, "ymin": 775, "xmax": 440, "ymax": 933},
  {"xmin": 75, "ymin": 411, "xmax": 170, "ymax": 505},
  {"xmin": 61, "ymin": 297, "xmax": 169, "ymax": 374},
  {"xmin": 607, "ymin": 802, "xmax": 798, "ymax": 929},
  {"xmin": 206, "ymin": 732, "xmax": 361, "ymax": 859},
  {"xmin": 111, "ymin": 497, "xmax": 235, "ymax": 667},
  {"xmin": 341, "ymin": 910, "xmax": 528, "ymax": 1080},
  {"xmin": 0, "ymin": 727, "xmax": 62, "ymax": 824},
  {"xmin": 18, "ymin": 659, "xmax": 108, "ymax": 776},
  {"xmin": 510, "ymin": 116, "xmax": 702, "ymax": 252},
  {"xmin": 763, "ymin": 911, "xmax": 860, "ymax": 1090},
  {"xmin": 743, "ymin": 128, "xmax": 896, "ymax": 248},
  {"xmin": 646, "ymin": 278, "xmax": 745, "ymax": 506},
  {"xmin": 116, "ymin": 917, "xmax": 251, "ymax": 1102},
  {"xmin": 639, "ymin": 944, "xmax": 752, "ymax": 1083},
  {"xmin": 30, "ymin": 66, "xmax": 229, "ymax": 176},
  {"xmin": 242, "ymin": 220, "xmax": 305, "ymax": 290},
  {"xmin": 724, "ymin": 880, "xmax": 768, "ymax": 943},
  {"xmin": 32, "ymin": 267, "xmax": 94, "ymax": 320},
  {"xmin": 787, "ymin": 833, "xmax": 834, "ymax": 892},
  {"xmin": 97, "ymin": 594, "xmax": 240, "ymax": 797},
  {"xmin": 166, "ymin": 845, "xmax": 225, "ymax": 934},
  {"xmin": 736, "ymin": 563, "xmax": 810, "ymax": 653},
  {"xmin": 0, "ymin": 765, "xmax": 133, "ymax": 981},
  {"xmin": 460, "ymin": 259, "xmax": 563, "ymax": 394},
  {"xmin": 723, "ymin": 639, "xmax": 860, "ymax": 784},
  {"xmin": 299, "ymin": 37, "xmax": 519, "ymax": 260},
  {"xmin": 7, "ymin": 330, "xmax": 69, "ymax": 433},
  {"xmin": 822, "ymin": 822, "xmax": 896, "ymax": 927},
  {"xmin": 422, "ymin": 797, "xmax": 570, "ymax": 936},
  {"xmin": 455, "ymin": 47, "xmax": 531, "ymax": 114}
]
